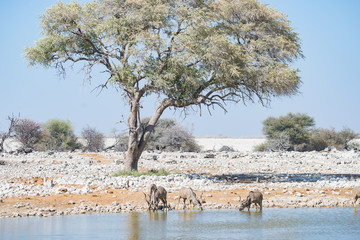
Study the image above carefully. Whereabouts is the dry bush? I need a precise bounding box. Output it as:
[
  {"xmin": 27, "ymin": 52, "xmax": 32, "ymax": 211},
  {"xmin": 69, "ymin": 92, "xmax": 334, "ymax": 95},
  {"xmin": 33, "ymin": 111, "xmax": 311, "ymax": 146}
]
[
  {"xmin": 254, "ymin": 132, "xmax": 292, "ymax": 152},
  {"xmin": 308, "ymin": 127, "xmax": 358, "ymax": 151},
  {"xmin": 14, "ymin": 118, "xmax": 43, "ymax": 150},
  {"xmin": 115, "ymin": 118, "xmax": 200, "ymax": 152},
  {"xmin": 81, "ymin": 126, "xmax": 105, "ymax": 152}
]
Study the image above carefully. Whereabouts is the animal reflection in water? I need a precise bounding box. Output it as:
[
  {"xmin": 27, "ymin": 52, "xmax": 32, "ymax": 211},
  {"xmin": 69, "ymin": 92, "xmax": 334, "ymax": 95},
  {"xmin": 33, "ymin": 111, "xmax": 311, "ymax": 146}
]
[
  {"xmin": 177, "ymin": 208, "xmax": 203, "ymax": 221},
  {"xmin": 148, "ymin": 211, "xmax": 168, "ymax": 221}
]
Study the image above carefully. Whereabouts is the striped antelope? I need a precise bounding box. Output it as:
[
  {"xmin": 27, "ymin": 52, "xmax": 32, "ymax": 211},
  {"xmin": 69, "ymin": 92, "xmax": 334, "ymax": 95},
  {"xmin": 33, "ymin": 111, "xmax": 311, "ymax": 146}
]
[{"xmin": 178, "ymin": 187, "xmax": 204, "ymax": 210}]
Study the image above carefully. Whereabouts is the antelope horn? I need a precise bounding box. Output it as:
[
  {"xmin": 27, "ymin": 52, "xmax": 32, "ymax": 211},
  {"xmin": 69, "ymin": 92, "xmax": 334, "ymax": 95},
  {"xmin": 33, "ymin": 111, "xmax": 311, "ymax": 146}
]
[{"xmin": 142, "ymin": 192, "xmax": 150, "ymax": 204}]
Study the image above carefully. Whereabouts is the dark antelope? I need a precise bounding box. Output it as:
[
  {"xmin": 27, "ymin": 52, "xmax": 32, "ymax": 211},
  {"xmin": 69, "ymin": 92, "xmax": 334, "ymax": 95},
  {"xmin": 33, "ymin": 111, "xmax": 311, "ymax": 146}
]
[
  {"xmin": 239, "ymin": 191, "xmax": 263, "ymax": 211},
  {"xmin": 178, "ymin": 187, "xmax": 204, "ymax": 210},
  {"xmin": 143, "ymin": 184, "xmax": 168, "ymax": 211}
]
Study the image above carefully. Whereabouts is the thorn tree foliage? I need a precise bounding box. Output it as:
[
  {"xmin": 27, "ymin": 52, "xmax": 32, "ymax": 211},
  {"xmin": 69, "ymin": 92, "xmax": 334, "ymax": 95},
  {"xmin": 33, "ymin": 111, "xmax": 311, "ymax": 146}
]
[{"xmin": 25, "ymin": 0, "xmax": 303, "ymax": 170}]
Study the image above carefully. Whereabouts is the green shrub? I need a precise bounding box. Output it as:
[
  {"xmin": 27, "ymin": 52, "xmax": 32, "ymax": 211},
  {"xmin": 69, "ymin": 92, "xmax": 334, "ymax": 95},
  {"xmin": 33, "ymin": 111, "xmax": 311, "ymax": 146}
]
[
  {"xmin": 258, "ymin": 113, "xmax": 314, "ymax": 151},
  {"xmin": 43, "ymin": 119, "xmax": 81, "ymax": 151},
  {"xmin": 113, "ymin": 169, "xmax": 170, "ymax": 177},
  {"xmin": 263, "ymin": 113, "xmax": 315, "ymax": 146},
  {"xmin": 258, "ymin": 112, "xmax": 358, "ymax": 152},
  {"xmin": 253, "ymin": 142, "xmax": 268, "ymax": 152}
]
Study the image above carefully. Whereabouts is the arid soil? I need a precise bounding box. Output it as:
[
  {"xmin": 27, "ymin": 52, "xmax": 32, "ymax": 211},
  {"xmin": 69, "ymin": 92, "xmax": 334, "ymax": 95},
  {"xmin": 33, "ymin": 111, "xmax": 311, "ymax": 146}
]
[{"xmin": 1, "ymin": 184, "xmax": 354, "ymax": 218}]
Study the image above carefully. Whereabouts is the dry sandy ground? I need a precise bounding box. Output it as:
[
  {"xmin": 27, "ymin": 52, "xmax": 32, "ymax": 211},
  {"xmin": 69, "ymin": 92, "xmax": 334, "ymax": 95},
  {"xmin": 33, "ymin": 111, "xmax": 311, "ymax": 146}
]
[{"xmin": 1, "ymin": 184, "xmax": 354, "ymax": 217}]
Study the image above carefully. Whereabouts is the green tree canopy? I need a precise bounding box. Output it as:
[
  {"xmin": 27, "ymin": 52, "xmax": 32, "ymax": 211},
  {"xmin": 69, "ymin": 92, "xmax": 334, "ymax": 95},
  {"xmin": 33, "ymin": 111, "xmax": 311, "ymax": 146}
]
[
  {"xmin": 43, "ymin": 119, "xmax": 80, "ymax": 151},
  {"xmin": 25, "ymin": 0, "xmax": 303, "ymax": 170},
  {"xmin": 262, "ymin": 113, "xmax": 315, "ymax": 146}
]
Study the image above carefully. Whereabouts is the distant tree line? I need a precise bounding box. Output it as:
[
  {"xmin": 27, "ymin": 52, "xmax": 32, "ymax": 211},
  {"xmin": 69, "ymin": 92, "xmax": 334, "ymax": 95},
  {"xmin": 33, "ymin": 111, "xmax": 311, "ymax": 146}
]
[
  {"xmin": 0, "ymin": 115, "xmax": 199, "ymax": 153},
  {"xmin": 255, "ymin": 113, "xmax": 359, "ymax": 152}
]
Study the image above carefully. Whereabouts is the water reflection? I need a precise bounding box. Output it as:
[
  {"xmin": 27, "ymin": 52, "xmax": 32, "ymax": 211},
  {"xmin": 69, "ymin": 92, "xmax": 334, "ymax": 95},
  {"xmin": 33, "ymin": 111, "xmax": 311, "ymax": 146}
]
[
  {"xmin": 177, "ymin": 210, "xmax": 202, "ymax": 222},
  {"xmin": 353, "ymin": 210, "xmax": 360, "ymax": 215},
  {"xmin": 128, "ymin": 212, "xmax": 140, "ymax": 240},
  {"xmin": 240, "ymin": 210, "xmax": 263, "ymax": 220},
  {"xmin": 1, "ymin": 208, "xmax": 360, "ymax": 240},
  {"xmin": 148, "ymin": 211, "xmax": 167, "ymax": 222}
]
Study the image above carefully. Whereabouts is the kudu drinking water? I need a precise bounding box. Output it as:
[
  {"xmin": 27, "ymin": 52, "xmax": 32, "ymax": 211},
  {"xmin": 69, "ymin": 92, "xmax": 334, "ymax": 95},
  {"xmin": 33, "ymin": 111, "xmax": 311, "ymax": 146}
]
[
  {"xmin": 353, "ymin": 186, "xmax": 360, "ymax": 211},
  {"xmin": 143, "ymin": 184, "xmax": 168, "ymax": 211},
  {"xmin": 149, "ymin": 184, "xmax": 157, "ymax": 201},
  {"xmin": 143, "ymin": 184, "xmax": 157, "ymax": 210},
  {"xmin": 178, "ymin": 187, "xmax": 204, "ymax": 210},
  {"xmin": 239, "ymin": 191, "xmax": 263, "ymax": 211}
]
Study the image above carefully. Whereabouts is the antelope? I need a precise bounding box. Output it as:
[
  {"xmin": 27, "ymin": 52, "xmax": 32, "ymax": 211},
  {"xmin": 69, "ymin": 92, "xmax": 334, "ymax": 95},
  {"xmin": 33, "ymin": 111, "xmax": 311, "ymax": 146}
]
[
  {"xmin": 149, "ymin": 184, "xmax": 157, "ymax": 201},
  {"xmin": 239, "ymin": 191, "xmax": 263, "ymax": 211},
  {"xmin": 353, "ymin": 186, "xmax": 360, "ymax": 211},
  {"xmin": 178, "ymin": 187, "xmax": 204, "ymax": 210},
  {"xmin": 143, "ymin": 184, "xmax": 157, "ymax": 210},
  {"xmin": 143, "ymin": 184, "xmax": 168, "ymax": 211},
  {"xmin": 151, "ymin": 186, "xmax": 168, "ymax": 210}
]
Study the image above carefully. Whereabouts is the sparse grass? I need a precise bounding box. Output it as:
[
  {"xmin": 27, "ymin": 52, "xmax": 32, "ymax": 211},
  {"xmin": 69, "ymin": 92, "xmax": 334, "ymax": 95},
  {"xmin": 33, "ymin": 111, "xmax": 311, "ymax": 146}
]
[{"xmin": 113, "ymin": 169, "xmax": 171, "ymax": 177}]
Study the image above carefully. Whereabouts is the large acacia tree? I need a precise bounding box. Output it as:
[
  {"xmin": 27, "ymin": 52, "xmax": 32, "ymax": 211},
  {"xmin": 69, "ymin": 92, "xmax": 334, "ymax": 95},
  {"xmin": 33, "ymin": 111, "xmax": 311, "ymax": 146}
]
[{"xmin": 25, "ymin": 0, "xmax": 303, "ymax": 170}]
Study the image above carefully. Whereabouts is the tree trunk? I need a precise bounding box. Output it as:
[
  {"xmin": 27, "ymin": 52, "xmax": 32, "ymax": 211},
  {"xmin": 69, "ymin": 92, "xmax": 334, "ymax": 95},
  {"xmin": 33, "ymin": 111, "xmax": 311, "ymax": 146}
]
[
  {"xmin": 124, "ymin": 98, "xmax": 140, "ymax": 171},
  {"xmin": 125, "ymin": 147, "xmax": 140, "ymax": 171},
  {"xmin": 124, "ymin": 99, "xmax": 169, "ymax": 171}
]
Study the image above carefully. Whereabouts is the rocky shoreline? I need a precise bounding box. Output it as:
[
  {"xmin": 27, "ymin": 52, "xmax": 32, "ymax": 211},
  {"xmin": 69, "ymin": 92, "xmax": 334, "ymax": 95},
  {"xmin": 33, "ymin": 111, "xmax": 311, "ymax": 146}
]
[{"xmin": 1, "ymin": 148, "xmax": 360, "ymax": 218}]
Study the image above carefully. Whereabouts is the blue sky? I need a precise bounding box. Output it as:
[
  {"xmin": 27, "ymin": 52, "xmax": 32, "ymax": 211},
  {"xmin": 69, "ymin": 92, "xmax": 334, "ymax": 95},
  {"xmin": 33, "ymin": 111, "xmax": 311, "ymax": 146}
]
[{"xmin": 1, "ymin": 0, "xmax": 359, "ymax": 137}]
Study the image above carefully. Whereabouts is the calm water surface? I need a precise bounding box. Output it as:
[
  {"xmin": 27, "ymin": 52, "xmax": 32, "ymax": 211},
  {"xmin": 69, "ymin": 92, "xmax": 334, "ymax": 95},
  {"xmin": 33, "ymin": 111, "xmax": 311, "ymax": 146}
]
[{"xmin": 1, "ymin": 208, "xmax": 360, "ymax": 240}]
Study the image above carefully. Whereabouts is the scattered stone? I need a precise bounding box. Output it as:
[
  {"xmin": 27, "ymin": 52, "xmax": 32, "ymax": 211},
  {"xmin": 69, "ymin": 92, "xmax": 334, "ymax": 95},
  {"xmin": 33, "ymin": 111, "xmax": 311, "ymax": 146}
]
[
  {"xmin": 14, "ymin": 203, "xmax": 25, "ymax": 208},
  {"xmin": 295, "ymin": 192, "xmax": 304, "ymax": 197},
  {"xmin": 1, "ymin": 148, "xmax": 359, "ymax": 218},
  {"xmin": 204, "ymin": 154, "xmax": 215, "ymax": 159}
]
